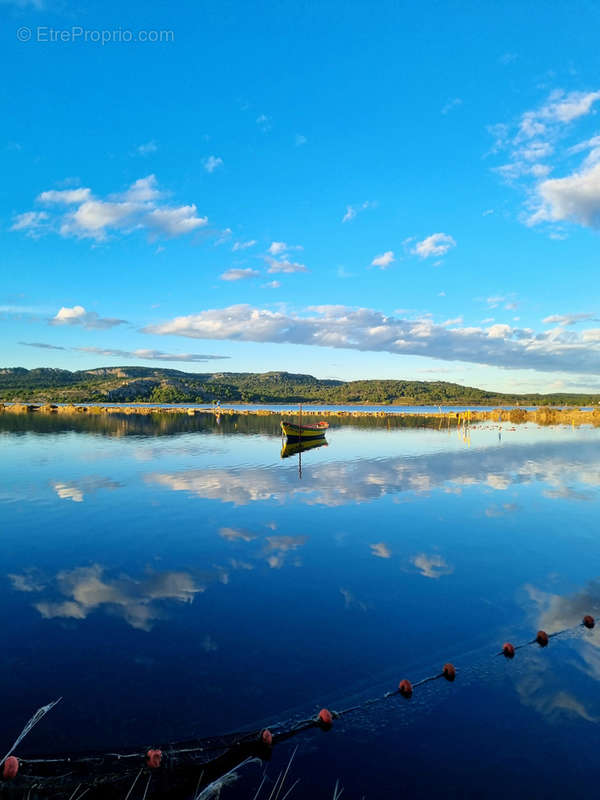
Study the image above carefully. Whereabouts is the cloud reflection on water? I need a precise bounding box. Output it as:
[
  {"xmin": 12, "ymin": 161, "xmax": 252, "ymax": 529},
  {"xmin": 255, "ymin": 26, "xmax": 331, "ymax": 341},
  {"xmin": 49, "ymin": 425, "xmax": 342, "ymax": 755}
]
[
  {"xmin": 9, "ymin": 565, "xmax": 205, "ymax": 631},
  {"xmin": 146, "ymin": 439, "xmax": 600, "ymax": 507}
]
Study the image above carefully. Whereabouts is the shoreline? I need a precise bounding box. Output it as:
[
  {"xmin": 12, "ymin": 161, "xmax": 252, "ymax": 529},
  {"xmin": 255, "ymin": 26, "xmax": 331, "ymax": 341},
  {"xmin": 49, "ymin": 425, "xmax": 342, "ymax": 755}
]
[{"xmin": 2, "ymin": 402, "xmax": 599, "ymax": 426}]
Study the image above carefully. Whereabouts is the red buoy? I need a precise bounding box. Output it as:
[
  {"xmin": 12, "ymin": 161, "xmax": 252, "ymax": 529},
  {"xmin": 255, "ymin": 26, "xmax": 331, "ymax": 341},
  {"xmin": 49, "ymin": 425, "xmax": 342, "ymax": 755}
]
[
  {"xmin": 318, "ymin": 708, "xmax": 333, "ymax": 727},
  {"xmin": 583, "ymin": 615, "xmax": 595, "ymax": 629},
  {"xmin": 398, "ymin": 679, "xmax": 413, "ymax": 698},
  {"xmin": 442, "ymin": 663, "xmax": 456, "ymax": 681},
  {"xmin": 3, "ymin": 757, "xmax": 19, "ymax": 780},
  {"xmin": 536, "ymin": 630, "xmax": 549, "ymax": 647},
  {"xmin": 502, "ymin": 642, "xmax": 515, "ymax": 659},
  {"xmin": 260, "ymin": 729, "xmax": 273, "ymax": 747},
  {"xmin": 146, "ymin": 749, "xmax": 162, "ymax": 769}
]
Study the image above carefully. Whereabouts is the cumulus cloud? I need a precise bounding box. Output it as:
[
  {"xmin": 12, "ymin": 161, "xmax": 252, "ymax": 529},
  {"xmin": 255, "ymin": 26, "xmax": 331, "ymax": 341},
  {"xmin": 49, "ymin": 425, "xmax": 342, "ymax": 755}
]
[
  {"xmin": 203, "ymin": 155, "xmax": 223, "ymax": 173},
  {"xmin": 220, "ymin": 268, "xmax": 260, "ymax": 281},
  {"xmin": 51, "ymin": 305, "xmax": 127, "ymax": 329},
  {"xmin": 413, "ymin": 233, "xmax": 456, "ymax": 258},
  {"xmin": 261, "ymin": 280, "xmax": 281, "ymax": 289},
  {"xmin": 144, "ymin": 302, "xmax": 600, "ymax": 373},
  {"xmin": 232, "ymin": 240, "xmax": 257, "ymax": 251},
  {"xmin": 268, "ymin": 241, "xmax": 288, "ymax": 255},
  {"xmin": 528, "ymin": 162, "xmax": 600, "ymax": 228},
  {"xmin": 370, "ymin": 251, "xmax": 395, "ymax": 269},
  {"xmin": 491, "ymin": 88, "xmax": 600, "ymax": 230},
  {"xmin": 12, "ymin": 175, "xmax": 208, "ymax": 241},
  {"xmin": 266, "ymin": 257, "xmax": 307, "ymax": 274}
]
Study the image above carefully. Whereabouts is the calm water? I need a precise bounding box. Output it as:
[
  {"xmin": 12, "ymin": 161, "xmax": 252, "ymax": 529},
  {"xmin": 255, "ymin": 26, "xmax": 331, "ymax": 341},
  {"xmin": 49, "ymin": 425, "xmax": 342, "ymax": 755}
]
[{"xmin": 2, "ymin": 412, "xmax": 600, "ymax": 797}]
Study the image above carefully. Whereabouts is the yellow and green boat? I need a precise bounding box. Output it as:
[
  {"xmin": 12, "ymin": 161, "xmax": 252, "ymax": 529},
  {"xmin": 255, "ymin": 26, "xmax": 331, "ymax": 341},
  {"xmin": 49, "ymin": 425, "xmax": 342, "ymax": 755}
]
[{"xmin": 280, "ymin": 419, "xmax": 329, "ymax": 442}]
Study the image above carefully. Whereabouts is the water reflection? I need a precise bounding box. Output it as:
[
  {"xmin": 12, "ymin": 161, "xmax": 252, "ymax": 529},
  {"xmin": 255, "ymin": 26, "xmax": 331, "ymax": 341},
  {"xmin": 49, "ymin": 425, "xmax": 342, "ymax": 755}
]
[
  {"xmin": 9, "ymin": 565, "xmax": 205, "ymax": 631},
  {"xmin": 52, "ymin": 477, "xmax": 122, "ymax": 502},
  {"xmin": 411, "ymin": 553, "xmax": 454, "ymax": 579},
  {"xmin": 147, "ymin": 438, "xmax": 600, "ymax": 507}
]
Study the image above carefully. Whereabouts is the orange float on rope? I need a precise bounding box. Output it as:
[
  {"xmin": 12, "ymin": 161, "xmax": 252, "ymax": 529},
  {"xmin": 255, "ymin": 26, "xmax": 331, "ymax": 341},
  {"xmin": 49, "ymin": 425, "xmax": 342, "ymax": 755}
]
[
  {"xmin": 583, "ymin": 615, "xmax": 595, "ymax": 629},
  {"xmin": 318, "ymin": 708, "xmax": 333, "ymax": 727},
  {"xmin": 3, "ymin": 757, "xmax": 19, "ymax": 780},
  {"xmin": 260, "ymin": 729, "xmax": 273, "ymax": 747},
  {"xmin": 398, "ymin": 679, "xmax": 413, "ymax": 698},
  {"xmin": 536, "ymin": 630, "xmax": 549, "ymax": 647},
  {"xmin": 442, "ymin": 663, "xmax": 456, "ymax": 681},
  {"xmin": 146, "ymin": 749, "xmax": 162, "ymax": 769},
  {"xmin": 502, "ymin": 642, "xmax": 515, "ymax": 659}
]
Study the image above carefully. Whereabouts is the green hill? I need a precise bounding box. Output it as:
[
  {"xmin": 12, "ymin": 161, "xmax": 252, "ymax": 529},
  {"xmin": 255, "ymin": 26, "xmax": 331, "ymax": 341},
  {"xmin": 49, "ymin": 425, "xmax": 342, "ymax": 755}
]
[{"xmin": 0, "ymin": 366, "xmax": 598, "ymax": 407}]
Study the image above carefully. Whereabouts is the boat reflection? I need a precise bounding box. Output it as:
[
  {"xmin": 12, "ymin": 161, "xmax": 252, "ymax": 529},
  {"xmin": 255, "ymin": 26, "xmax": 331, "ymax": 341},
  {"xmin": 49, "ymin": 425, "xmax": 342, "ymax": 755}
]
[{"xmin": 280, "ymin": 438, "xmax": 328, "ymax": 459}]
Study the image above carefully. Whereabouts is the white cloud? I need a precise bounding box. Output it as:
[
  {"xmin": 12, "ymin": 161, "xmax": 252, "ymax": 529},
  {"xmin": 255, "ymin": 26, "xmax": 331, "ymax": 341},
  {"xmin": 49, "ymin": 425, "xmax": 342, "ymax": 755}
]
[
  {"xmin": 203, "ymin": 155, "xmax": 223, "ymax": 173},
  {"xmin": 492, "ymin": 88, "xmax": 600, "ymax": 230},
  {"xmin": 144, "ymin": 302, "xmax": 600, "ymax": 373},
  {"xmin": 262, "ymin": 280, "xmax": 281, "ymax": 289},
  {"xmin": 441, "ymin": 98, "xmax": 462, "ymax": 115},
  {"xmin": 146, "ymin": 205, "xmax": 208, "ymax": 236},
  {"xmin": 232, "ymin": 240, "xmax": 257, "ymax": 251},
  {"xmin": 342, "ymin": 201, "xmax": 373, "ymax": 223},
  {"xmin": 268, "ymin": 241, "xmax": 287, "ymax": 255},
  {"xmin": 74, "ymin": 346, "xmax": 228, "ymax": 362},
  {"xmin": 220, "ymin": 268, "xmax": 260, "ymax": 281},
  {"xmin": 266, "ymin": 257, "xmax": 307, "ymax": 274},
  {"xmin": 342, "ymin": 206, "xmax": 357, "ymax": 223},
  {"xmin": 528, "ymin": 161, "xmax": 600, "ymax": 228},
  {"xmin": 136, "ymin": 141, "xmax": 158, "ymax": 156},
  {"xmin": 370, "ymin": 250, "xmax": 395, "ymax": 269},
  {"xmin": 543, "ymin": 312, "xmax": 597, "ymax": 326},
  {"xmin": 10, "ymin": 210, "xmax": 48, "ymax": 236},
  {"xmin": 256, "ymin": 114, "xmax": 271, "ymax": 132},
  {"xmin": 413, "ymin": 233, "xmax": 456, "ymax": 258},
  {"xmin": 38, "ymin": 188, "xmax": 92, "ymax": 204},
  {"xmin": 12, "ymin": 175, "xmax": 208, "ymax": 242},
  {"xmin": 51, "ymin": 305, "xmax": 127, "ymax": 329}
]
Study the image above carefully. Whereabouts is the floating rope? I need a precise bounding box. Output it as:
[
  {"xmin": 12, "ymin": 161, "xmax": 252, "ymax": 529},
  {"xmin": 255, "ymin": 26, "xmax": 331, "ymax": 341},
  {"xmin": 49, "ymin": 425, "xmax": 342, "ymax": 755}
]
[{"xmin": 0, "ymin": 616, "xmax": 594, "ymax": 797}]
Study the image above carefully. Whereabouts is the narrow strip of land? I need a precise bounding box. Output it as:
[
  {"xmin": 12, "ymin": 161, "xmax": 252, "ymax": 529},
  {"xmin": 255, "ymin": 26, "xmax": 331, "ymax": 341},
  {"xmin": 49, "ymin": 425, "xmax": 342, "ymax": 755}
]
[{"xmin": 2, "ymin": 403, "xmax": 599, "ymax": 426}]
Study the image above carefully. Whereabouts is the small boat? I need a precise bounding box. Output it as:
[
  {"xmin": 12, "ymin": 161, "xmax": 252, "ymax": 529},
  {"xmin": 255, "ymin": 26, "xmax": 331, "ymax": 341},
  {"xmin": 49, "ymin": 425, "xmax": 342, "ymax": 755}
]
[
  {"xmin": 281, "ymin": 419, "xmax": 329, "ymax": 442},
  {"xmin": 280, "ymin": 438, "xmax": 328, "ymax": 458}
]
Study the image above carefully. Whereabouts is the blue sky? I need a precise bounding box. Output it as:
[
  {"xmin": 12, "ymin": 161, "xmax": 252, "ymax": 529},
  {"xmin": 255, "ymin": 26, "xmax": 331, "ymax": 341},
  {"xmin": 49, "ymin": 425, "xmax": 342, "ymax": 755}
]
[{"xmin": 2, "ymin": 0, "xmax": 600, "ymax": 392}]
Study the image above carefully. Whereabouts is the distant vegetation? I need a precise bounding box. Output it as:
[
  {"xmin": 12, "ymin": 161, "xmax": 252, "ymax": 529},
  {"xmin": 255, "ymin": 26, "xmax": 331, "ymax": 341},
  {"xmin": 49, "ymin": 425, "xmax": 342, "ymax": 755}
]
[{"xmin": 0, "ymin": 366, "xmax": 598, "ymax": 406}]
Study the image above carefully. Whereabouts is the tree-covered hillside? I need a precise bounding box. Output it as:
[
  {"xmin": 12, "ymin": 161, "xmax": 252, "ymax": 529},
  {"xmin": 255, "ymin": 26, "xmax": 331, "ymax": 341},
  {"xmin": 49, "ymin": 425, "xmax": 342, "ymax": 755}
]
[{"xmin": 1, "ymin": 367, "xmax": 599, "ymax": 406}]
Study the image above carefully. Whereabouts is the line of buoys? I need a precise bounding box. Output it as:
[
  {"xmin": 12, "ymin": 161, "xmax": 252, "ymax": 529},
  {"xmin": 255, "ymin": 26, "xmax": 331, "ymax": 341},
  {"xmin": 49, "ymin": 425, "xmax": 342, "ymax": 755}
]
[{"xmin": 2, "ymin": 615, "xmax": 595, "ymax": 791}]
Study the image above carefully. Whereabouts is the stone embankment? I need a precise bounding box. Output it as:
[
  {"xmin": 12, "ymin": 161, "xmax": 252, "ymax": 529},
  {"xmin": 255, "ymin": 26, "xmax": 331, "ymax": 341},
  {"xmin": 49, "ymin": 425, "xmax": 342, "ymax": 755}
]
[{"xmin": 0, "ymin": 403, "xmax": 599, "ymax": 426}]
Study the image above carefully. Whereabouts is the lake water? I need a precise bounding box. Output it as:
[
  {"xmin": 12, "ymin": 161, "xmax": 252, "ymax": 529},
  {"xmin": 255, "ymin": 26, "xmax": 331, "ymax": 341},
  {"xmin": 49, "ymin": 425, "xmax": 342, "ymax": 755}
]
[{"xmin": 2, "ymin": 412, "xmax": 600, "ymax": 798}]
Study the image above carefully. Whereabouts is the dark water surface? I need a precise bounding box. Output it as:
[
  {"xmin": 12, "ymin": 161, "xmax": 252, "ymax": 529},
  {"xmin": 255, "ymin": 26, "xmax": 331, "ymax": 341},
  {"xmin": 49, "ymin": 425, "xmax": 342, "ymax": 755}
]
[{"xmin": 2, "ymin": 412, "xmax": 600, "ymax": 797}]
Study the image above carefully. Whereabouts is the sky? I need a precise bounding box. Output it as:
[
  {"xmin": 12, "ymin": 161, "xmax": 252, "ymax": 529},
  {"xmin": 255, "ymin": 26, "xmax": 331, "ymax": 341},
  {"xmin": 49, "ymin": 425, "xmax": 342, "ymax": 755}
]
[{"xmin": 2, "ymin": 0, "xmax": 600, "ymax": 393}]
